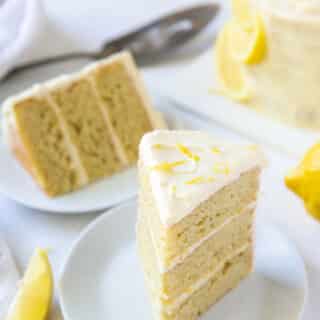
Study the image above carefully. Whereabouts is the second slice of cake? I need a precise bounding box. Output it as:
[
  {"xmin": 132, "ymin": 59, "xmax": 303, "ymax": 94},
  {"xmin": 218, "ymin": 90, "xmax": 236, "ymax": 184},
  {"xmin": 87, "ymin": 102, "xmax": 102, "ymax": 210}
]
[
  {"xmin": 2, "ymin": 51, "xmax": 165, "ymax": 197},
  {"xmin": 137, "ymin": 130, "xmax": 266, "ymax": 320}
]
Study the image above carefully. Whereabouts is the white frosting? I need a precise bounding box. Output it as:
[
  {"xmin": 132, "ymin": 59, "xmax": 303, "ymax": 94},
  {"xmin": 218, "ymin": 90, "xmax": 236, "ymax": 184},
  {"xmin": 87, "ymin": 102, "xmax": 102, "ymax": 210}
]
[{"xmin": 140, "ymin": 130, "xmax": 266, "ymax": 227}]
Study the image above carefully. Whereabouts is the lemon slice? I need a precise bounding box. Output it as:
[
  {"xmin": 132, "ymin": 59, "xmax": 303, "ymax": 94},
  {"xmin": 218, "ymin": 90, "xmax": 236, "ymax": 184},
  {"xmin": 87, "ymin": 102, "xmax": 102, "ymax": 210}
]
[
  {"xmin": 285, "ymin": 143, "xmax": 320, "ymax": 220},
  {"xmin": 231, "ymin": 0, "xmax": 252, "ymax": 29},
  {"xmin": 229, "ymin": 13, "xmax": 267, "ymax": 64},
  {"xmin": 215, "ymin": 22, "xmax": 251, "ymax": 102},
  {"xmin": 6, "ymin": 248, "xmax": 53, "ymax": 320}
]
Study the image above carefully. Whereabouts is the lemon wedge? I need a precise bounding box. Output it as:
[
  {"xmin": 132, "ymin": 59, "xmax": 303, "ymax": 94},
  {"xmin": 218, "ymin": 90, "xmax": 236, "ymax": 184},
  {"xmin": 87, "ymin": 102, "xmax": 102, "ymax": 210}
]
[
  {"xmin": 229, "ymin": 13, "xmax": 267, "ymax": 64},
  {"xmin": 6, "ymin": 248, "xmax": 53, "ymax": 320},
  {"xmin": 285, "ymin": 143, "xmax": 320, "ymax": 220},
  {"xmin": 215, "ymin": 22, "xmax": 251, "ymax": 102},
  {"xmin": 231, "ymin": 0, "xmax": 252, "ymax": 29}
]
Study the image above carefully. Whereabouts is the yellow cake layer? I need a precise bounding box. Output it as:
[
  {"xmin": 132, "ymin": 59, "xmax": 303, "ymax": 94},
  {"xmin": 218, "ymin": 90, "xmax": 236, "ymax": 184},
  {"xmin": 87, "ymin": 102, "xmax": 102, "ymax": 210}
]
[
  {"xmin": 49, "ymin": 76, "xmax": 123, "ymax": 181},
  {"xmin": 139, "ymin": 161, "xmax": 260, "ymax": 268},
  {"xmin": 139, "ymin": 206, "xmax": 253, "ymax": 302},
  {"xmin": 12, "ymin": 96, "xmax": 85, "ymax": 196},
  {"xmin": 91, "ymin": 54, "xmax": 154, "ymax": 164},
  {"xmin": 162, "ymin": 247, "xmax": 253, "ymax": 320},
  {"xmin": 138, "ymin": 222, "xmax": 252, "ymax": 320},
  {"xmin": 3, "ymin": 51, "xmax": 165, "ymax": 197}
]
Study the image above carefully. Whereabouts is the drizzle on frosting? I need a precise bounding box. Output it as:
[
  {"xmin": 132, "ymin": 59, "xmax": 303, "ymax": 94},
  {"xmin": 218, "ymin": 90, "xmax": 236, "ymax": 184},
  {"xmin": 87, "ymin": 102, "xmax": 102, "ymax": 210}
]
[{"xmin": 140, "ymin": 130, "xmax": 266, "ymax": 227}]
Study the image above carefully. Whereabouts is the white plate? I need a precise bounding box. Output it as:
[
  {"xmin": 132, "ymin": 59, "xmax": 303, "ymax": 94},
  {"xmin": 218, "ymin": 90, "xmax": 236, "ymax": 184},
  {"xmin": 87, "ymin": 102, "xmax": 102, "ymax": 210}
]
[
  {"xmin": 0, "ymin": 102, "xmax": 182, "ymax": 214},
  {"xmin": 158, "ymin": 49, "xmax": 319, "ymax": 158},
  {"xmin": 59, "ymin": 201, "xmax": 308, "ymax": 320}
]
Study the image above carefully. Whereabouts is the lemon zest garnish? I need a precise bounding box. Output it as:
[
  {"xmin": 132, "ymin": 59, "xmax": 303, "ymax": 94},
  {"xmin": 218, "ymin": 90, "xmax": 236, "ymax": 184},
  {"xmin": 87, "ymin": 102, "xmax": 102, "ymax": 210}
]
[
  {"xmin": 185, "ymin": 176, "xmax": 215, "ymax": 185},
  {"xmin": 169, "ymin": 184, "xmax": 177, "ymax": 195},
  {"xmin": 211, "ymin": 146, "xmax": 221, "ymax": 154},
  {"xmin": 152, "ymin": 160, "xmax": 187, "ymax": 173},
  {"xmin": 247, "ymin": 144, "xmax": 258, "ymax": 151},
  {"xmin": 213, "ymin": 163, "xmax": 230, "ymax": 175},
  {"xmin": 177, "ymin": 144, "xmax": 200, "ymax": 162},
  {"xmin": 152, "ymin": 144, "xmax": 173, "ymax": 150}
]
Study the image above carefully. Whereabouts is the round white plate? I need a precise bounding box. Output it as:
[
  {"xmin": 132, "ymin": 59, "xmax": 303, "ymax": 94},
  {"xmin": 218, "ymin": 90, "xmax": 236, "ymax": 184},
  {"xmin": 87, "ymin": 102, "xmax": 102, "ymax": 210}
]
[
  {"xmin": 59, "ymin": 201, "xmax": 308, "ymax": 320},
  {"xmin": 0, "ymin": 101, "xmax": 182, "ymax": 214}
]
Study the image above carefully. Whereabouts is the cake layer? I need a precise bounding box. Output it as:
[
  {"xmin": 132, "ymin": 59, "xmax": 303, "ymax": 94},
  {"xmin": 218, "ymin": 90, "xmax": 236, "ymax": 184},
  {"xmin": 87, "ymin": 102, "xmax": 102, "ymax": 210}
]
[
  {"xmin": 12, "ymin": 96, "xmax": 87, "ymax": 196},
  {"xmin": 162, "ymin": 247, "xmax": 253, "ymax": 320},
  {"xmin": 48, "ymin": 76, "xmax": 123, "ymax": 181},
  {"xmin": 138, "ymin": 222, "xmax": 252, "ymax": 320},
  {"xmin": 2, "ymin": 51, "xmax": 165, "ymax": 197},
  {"xmin": 161, "ymin": 207, "xmax": 253, "ymax": 301},
  {"xmin": 139, "ymin": 159, "xmax": 260, "ymax": 268},
  {"xmin": 138, "ymin": 204, "xmax": 253, "ymax": 302},
  {"xmin": 91, "ymin": 54, "xmax": 155, "ymax": 164}
]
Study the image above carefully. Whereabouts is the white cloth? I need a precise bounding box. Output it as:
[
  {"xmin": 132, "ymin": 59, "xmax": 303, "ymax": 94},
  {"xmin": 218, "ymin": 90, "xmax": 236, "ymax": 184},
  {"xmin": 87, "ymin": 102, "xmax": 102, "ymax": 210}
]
[
  {"xmin": 0, "ymin": 0, "xmax": 221, "ymax": 80},
  {"xmin": 0, "ymin": 235, "xmax": 19, "ymax": 318},
  {"xmin": 0, "ymin": 0, "xmax": 45, "ymax": 79}
]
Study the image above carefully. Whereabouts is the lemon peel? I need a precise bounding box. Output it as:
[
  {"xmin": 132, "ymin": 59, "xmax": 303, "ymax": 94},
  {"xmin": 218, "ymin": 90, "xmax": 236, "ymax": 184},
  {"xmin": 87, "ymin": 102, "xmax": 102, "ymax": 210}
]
[
  {"xmin": 211, "ymin": 146, "xmax": 221, "ymax": 154},
  {"xmin": 152, "ymin": 144, "xmax": 173, "ymax": 150},
  {"xmin": 231, "ymin": 0, "xmax": 252, "ymax": 29},
  {"xmin": 213, "ymin": 163, "xmax": 230, "ymax": 175},
  {"xmin": 176, "ymin": 144, "xmax": 200, "ymax": 162},
  {"xmin": 151, "ymin": 160, "xmax": 187, "ymax": 173},
  {"xmin": 185, "ymin": 176, "xmax": 215, "ymax": 185},
  {"xmin": 285, "ymin": 143, "xmax": 320, "ymax": 220}
]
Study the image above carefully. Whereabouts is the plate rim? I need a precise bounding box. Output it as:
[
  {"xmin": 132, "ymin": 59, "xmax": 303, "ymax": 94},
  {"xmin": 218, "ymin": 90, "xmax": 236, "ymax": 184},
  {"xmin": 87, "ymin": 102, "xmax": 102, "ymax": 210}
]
[
  {"xmin": 58, "ymin": 200, "xmax": 309, "ymax": 320},
  {"xmin": 58, "ymin": 200, "xmax": 137, "ymax": 320}
]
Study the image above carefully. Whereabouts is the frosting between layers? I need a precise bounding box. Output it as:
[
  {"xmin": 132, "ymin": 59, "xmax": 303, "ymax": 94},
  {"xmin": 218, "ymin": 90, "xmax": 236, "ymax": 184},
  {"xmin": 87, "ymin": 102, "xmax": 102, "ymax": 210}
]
[
  {"xmin": 164, "ymin": 244, "xmax": 250, "ymax": 314},
  {"xmin": 147, "ymin": 242, "xmax": 250, "ymax": 314},
  {"xmin": 164, "ymin": 202, "xmax": 256, "ymax": 274},
  {"xmin": 46, "ymin": 93, "xmax": 89, "ymax": 185},
  {"xmin": 147, "ymin": 201, "xmax": 256, "ymax": 274},
  {"xmin": 140, "ymin": 130, "xmax": 266, "ymax": 227}
]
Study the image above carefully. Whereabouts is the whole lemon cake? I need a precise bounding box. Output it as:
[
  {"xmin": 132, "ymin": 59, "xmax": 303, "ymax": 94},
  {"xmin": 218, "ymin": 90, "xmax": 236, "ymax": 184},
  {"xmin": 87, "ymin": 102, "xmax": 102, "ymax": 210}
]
[
  {"xmin": 137, "ymin": 130, "xmax": 266, "ymax": 320},
  {"xmin": 1, "ymin": 51, "xmax": 165, "ymax": 197},
  {"xmin": 216, "ymin": 0, "xmax": 320, "ymax": 130}
]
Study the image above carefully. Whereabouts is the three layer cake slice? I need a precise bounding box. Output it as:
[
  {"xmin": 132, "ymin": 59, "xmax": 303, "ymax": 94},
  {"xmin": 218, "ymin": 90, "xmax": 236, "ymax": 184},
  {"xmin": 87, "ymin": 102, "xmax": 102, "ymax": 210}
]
[
  {"xmin": 1, "ymin": 52, "xmax": 165, "ymax": 197},
  {"xmin": 137, "ymin": 130, "xmax": 266, "ymax": 320}
]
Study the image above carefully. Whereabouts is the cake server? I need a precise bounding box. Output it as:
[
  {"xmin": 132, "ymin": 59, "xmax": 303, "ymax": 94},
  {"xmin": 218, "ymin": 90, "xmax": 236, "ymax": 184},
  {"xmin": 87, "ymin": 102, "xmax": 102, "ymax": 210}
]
[{"xmin": 5, "ymin": 3, "xmax": 219, "ymax": 79}]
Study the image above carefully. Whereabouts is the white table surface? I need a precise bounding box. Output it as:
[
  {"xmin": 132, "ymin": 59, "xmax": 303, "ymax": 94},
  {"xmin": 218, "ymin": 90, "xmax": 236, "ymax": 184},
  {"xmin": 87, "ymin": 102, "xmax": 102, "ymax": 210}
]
[{"xmin": 0, "ymin": 0, "xmax": 319, "ymax": 319}]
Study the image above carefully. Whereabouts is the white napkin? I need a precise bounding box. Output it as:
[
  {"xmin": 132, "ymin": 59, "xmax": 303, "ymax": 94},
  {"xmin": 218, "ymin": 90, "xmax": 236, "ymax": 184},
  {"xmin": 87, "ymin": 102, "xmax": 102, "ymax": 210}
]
[
  {"xmin": 0, "ymin": 235, "xmax": 19, "ymax": 318},
  {"xmin": 0, "ymin": 0, "xmax": 221, "ymax": 81},
  {"xmin": 0, "ymin": 0, "xmax": 46, "ymax": 79}
]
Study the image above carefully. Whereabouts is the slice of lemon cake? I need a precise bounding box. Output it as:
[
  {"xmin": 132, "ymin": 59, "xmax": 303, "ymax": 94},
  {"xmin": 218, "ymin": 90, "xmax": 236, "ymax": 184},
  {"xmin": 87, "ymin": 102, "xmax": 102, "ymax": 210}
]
[
  {"xmin": 137, "ymin": 130, "xmax": 266, "ymax": 320},
  {"xmin": 1, "ymin": 51, "xmax": 165, "ymax": 197}
]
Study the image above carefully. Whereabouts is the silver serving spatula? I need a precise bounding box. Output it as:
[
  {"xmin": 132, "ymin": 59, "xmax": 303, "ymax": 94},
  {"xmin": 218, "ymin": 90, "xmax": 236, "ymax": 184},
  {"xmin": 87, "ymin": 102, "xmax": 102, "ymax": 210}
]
[{"xmin": 5, "ymin": 3, "xmax": 219, "ymax": 79}]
